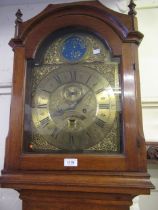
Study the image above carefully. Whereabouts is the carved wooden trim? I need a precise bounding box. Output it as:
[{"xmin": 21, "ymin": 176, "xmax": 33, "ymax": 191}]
[
  {"xmin": 128, "ymin": 0, "xmax": 137, "ymax": 16},
  {"xmin": 146, "ymin": 142, "xmax": 158, "ymax": 162}
]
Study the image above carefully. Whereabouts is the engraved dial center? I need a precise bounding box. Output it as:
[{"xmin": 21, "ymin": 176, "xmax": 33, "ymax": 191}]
[
  {"xmin": 49, "ymin": 83, "xmax": 97, "ymax": 132},
  {"xmin": 63, "ymin": 84, "xmax": 82, "ymax": 102}
]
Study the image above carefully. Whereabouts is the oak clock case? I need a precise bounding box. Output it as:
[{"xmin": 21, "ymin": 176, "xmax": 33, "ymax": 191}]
[
  {"xmin": 0, "ymin": 2, "xmax": 153, "ymax": 210},
  {"xmin": 24, "ymin": 31, "xmax": 121, "ymax": 154}
]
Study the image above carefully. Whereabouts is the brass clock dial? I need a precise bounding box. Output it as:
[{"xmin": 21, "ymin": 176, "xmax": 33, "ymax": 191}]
[
  {"xmin": 32, "ymin": 65, "xmax": 116, "ymax": 151},
  {"xmin": 24, "ymin": 31, "xmax": 121, "ymax": 153}
]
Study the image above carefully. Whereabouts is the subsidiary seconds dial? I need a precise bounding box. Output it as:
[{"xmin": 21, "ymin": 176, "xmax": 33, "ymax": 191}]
[{"xmin": 32, "ymin": 65, "xmax": 116, "ymax": 151}]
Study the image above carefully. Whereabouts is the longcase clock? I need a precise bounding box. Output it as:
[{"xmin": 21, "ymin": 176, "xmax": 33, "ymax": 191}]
[{"xmin": 0, "ymin": 1, "xmax": 154, "ymax": 210}]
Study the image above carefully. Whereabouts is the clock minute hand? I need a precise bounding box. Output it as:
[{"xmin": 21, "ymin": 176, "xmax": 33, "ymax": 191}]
[{"xmin": 72, "ymin": 90, "xmax": 90, "ymax": 109}]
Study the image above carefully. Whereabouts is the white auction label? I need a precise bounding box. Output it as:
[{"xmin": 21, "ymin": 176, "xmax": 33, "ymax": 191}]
[
  {"xmin": 64, "ymin": 158, "xmax": 78, "ymax": 167},
  {"xmin": 93, "ymin": 48, "xmax": 100, "ymax": 55}
]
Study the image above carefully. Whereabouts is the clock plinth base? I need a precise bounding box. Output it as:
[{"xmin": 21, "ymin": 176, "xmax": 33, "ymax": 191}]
[
  {"xmin": 1, "ymin": 172, "xmax": 153, "ymax": 210},
  {"xmin": 21, "ymin": 190, "xmax": 132, "ymax": 210}
]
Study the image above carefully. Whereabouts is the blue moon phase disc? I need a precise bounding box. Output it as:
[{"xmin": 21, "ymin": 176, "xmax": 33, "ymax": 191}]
[{"xmin": 61, "ymin": 36, "xmax": 87, "ymax": 62}]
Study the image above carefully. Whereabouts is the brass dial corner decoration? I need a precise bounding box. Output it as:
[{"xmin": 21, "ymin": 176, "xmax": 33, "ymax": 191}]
[{"xmin": 24, "ymin": 32, "xmax": 122, "ymax": 153}]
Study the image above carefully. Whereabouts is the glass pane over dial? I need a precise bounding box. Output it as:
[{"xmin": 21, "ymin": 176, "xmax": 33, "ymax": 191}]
[{"xmin": 24, "ymin": 31, "xmax": 121, "ymax": 153}]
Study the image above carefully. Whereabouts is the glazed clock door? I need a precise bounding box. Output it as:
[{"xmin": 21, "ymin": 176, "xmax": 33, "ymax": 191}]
[{"xmin": 24, "ymin": 29, "xmax": 122, "ymax": 155}]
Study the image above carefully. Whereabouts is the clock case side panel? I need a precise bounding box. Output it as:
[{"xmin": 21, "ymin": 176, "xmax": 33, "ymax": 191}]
[
  {"xmin": 2, "ymin": 1, "xmax": 146, "ymax": 173},
  {"xmin": 121, "ymin": 42, "xmax": 147, "ymax": 171},
  {"xmin": 133, "ymin": 45, "xmax": 147, "ymax": 171},
  {"xmin": 3, "ymin": 44, "xmax": 26, "ymax": 172}
]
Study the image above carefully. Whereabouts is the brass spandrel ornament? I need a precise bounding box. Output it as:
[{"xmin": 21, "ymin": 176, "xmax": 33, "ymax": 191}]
[
  {"xmin": 85, "ymin": 114, "xmax": 121, "ymax": 152},
  {"xmin": 32, "ymin": 65, "xmax": 59, "ymax": 93}
]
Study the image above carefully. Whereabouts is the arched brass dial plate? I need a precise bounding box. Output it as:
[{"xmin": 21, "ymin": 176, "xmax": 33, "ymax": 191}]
[{"xmin": 24, "ymin": 31, "xmax": 121, "ymax": 153}]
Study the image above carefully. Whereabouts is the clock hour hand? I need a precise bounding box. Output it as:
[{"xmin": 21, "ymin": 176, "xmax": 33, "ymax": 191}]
[{"xmin": 52, "ymin": 103, "xmax": 77, "ymax": 117}]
